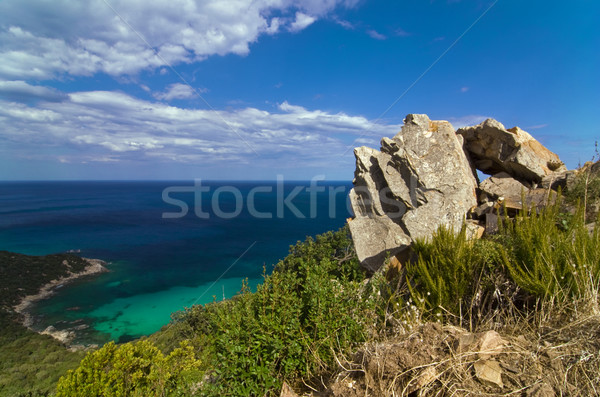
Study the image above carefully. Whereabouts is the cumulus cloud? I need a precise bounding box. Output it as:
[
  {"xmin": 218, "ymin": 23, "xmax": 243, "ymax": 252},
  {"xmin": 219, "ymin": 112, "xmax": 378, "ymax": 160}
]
[
  {"xmin": 0, "ymin": 0, "xmax": 358, "ymax": 80},
  {"xmin": 0, "ymin": 88, "xmax": 401, "ymax": 167},
  {"xmin": 354, "ymin": 137, "xmax": 378, "ymax": 146},
  {"xmin": 289, "ymin": 12, "xmax": 317, "ymax": 32},
  {"xmin": 153, "ymin": 83, "xmax": 201, "ymax": 101},
  {"xmin": 0, "ymin": 80, "xmax": 67, "ymax": 102}
]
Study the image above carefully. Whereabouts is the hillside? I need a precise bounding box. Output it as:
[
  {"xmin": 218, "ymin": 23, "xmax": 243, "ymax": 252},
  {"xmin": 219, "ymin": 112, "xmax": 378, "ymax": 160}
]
[
  {"xmin": 0, "ymin": 252, "xmax": 106, "ymax": 396},
  {"xmin": 55, "ymin": 205, "xmax": 600, "ymax": 396},
  {"xmin": 1, "ymin": 199, "xmax": 599, "ymax": 396}
]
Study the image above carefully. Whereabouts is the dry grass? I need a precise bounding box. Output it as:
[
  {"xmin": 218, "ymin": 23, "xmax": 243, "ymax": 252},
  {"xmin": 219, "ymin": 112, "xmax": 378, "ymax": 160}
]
[{"xmin": 318, "ymin": 313, "xmax": 598, "ymax": 396}]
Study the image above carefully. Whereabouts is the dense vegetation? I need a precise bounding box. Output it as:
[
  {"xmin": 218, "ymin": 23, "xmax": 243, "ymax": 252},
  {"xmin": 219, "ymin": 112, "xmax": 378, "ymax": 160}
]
[
  {"xmin": 0, "ymin": 252, "xmax": 92, "ymax": 396},
  {"xmin": 0, "ymin": 251, "xmax": 90, "ymax": 309},
  {"xmin": 0, "ymin": 318, "xmax": 86, "ymax": 397},
  {"xmin": 55, "ymin": 340, "xmax": 202, "ymax": 397},
  {"xmin": 407, "ymin": 202, "xmax": 599, "ymax": 325}
]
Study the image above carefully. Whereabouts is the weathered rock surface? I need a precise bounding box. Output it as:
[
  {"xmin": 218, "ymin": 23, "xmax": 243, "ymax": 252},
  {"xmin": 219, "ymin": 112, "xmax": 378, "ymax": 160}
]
[
  {"xmin": 348, "ymin": 114, "xmax": 573, "ymax": 272},
  {"xmin": 540, "ymin": 169, "xmax": 576, "ymax": 191},
  {"xmin": 474, "ymin": 359, "xmax": 504, "ymax": 387},
  {"xmin": 478, "ymin": 172, "xmax": 555, "ymax": 211},
  {"xmin": 42, "ymin": 325, "xmax": 75, "ymax": 345},
  {"xmin": 457, "ymin": 119, "xmax": 566, "ymax": 183},
  {"xmin": 348, "ymin": 114, "xmax": 478, "ymax": 271},
  {"xmin": 479, "ymin": 172, "xmax": 530, "ymax": 202}
]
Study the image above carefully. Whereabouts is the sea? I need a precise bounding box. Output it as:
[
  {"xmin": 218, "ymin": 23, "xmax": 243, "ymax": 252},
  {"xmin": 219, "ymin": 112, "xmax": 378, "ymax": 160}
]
[{"xmin": 0, "ymin": 181, "xmax": 353, "ymax": 345}]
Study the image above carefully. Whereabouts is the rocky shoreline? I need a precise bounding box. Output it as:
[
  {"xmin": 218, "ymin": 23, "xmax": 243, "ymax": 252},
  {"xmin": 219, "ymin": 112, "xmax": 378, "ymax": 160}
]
[{"xmin": 12, "ymin": 258, "xmax": 108, "ymax": 345}]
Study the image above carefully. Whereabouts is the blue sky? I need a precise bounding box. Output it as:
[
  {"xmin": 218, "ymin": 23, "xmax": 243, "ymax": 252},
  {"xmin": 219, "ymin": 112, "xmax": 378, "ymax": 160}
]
[{"xmin": 0, "ymin": 0, "xmax": 598, "ymax": 180}]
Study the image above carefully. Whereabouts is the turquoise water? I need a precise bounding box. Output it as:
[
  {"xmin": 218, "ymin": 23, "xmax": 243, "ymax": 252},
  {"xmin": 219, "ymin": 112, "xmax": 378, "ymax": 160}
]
[
  {"xmin": 0, "ymin": 181, "xmax": 352, "ymax": 343},
  {"xmin": 89, "ymin": 277, "xmax": 261, "ymax": 340}
]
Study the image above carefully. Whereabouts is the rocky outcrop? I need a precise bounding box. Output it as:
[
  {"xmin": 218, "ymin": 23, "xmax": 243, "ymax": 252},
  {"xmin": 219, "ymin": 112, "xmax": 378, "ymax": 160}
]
[
  {"xmin": 456, "ymin": 119, "xmax": 566, "ymax": 183},
  {"xmin": 478, "ymin": 172, "xmax": 553, "ymax": 212},
  {"xmin": 348, "ymin": 114, "xmax": 478, "ymax": 271},
  {"xmin": 349, "ymin": 114, "xmax": 569, "ymax": 272},
  {"xmin": 479, "ymin": 172, "xmax": 530, "ymax": 201}
]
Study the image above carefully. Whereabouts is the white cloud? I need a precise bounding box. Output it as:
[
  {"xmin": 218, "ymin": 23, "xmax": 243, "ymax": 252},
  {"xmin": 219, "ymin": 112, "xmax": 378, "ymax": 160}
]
[
  {"xmin": 0, "ymin": 88, "xmax": 401, "ymax": 167},
  {"xmin": 153, "ymin": 83, "xmax": 201, "ymax": 101},
  {"xmin": 0, "ymin": 0, "xmax": 358, "ymax": 80},
  {"xmin": 266, "ymin": 18, "xmax": 281, "ymax": 35},
  {"xmin": 334, "ymin": 18, "xmax": 354, "ymax": 30},
  {"xmin": 289, "ymin": 12, "xmax": 317, "ymax": 32},
  {"xmin": 366, "ymin": 29, "xmax": 386, "ymax": 40},
  {"xmin": 354, "ymin": 137, "xmax": 378, "ymax": 146},
  {"xmin": 460, "ymin": 86, "xmax": 469, "ymax": 93},
  {"xmin": 0, "ymin": 80, "xmax": 67, "ymax": 102}
]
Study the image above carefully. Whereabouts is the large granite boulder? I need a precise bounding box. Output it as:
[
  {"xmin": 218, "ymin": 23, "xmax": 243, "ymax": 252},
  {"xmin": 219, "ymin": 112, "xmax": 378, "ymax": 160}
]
[
  {"xmin": 348, "ymin": 114, "xmax": 478, "ymax": 271},
  {"xmin": 457, "ymin": 119, "xmax": 566, "ymax": 184}
]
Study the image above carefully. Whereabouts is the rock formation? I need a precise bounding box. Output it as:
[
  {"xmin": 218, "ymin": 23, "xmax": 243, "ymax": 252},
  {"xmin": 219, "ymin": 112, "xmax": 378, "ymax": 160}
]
[
  {"xmin": 456, "ymin": 119, "xmax": 566, "ymax": 183},
  {"xmin": 348, "ymin": 114, "xmax": 478, "ymax": 271},
  {"xmin": 349, "ymin": 114, "xmax": 568, "ymax": 271}
]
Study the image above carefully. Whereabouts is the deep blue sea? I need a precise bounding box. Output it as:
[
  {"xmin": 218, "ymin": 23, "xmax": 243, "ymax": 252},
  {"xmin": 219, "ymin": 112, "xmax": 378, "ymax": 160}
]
[{"xmin": 0, "ymin": 181, "xmax": 352, "ymax": 344}]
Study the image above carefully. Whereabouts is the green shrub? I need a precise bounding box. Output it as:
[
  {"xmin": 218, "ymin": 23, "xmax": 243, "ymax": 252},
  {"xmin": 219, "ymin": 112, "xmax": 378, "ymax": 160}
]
[
  {"xmin": 403, "ymin": 200, "xmax": 600, "ymax": 328},
  {"xmin": 55, "ymin": 339, "xmax": 203, "ymax": 396},
  {"xmin": 499, "ymin": 202, "xmax": 600, "ymax": 302},
  {"xmin": 565, "ymin": 144, "xmax": 600, "ymax": 222},
  {"xmin": 0, "ymin": 316, "xmax": 86, "ymax": 397},
  {"xmin": 62, "ymin": 227, "xmax": 371, "ymax": 396},
  {"xmin": 183, "ymin": 226, "xmax": 373, "ymax": 396},
  {"xmin": 406, "ymin": 226, "xmax": 506, "ymax": 323}
]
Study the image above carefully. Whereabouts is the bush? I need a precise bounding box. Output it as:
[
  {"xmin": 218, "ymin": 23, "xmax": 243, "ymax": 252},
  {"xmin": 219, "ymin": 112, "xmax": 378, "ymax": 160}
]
[
  {"xmin": 403, "ymin": 200, "xmax": 600, "ymax": 327},
  {"xmin": 406, "ymin": 226, "xmax": 506, "ymax": 324},
  {"xmin": 59, "ymin": 227, "xmax": 373, "ymax": 396},
  {"xmin": 55, "ymin": 340, "xmax": 203, "ymax": 396},
  {"xmin": 183, "ymin": 227, "xmax": 373, "ymax": 396},
  {"xmin": 499, "ymin": 202, "xmax": 600, "ymax": 303}
]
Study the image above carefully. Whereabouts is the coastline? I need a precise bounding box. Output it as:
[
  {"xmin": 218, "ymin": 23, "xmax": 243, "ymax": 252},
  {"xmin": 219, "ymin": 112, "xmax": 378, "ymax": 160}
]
[{"xmin": 12, "ymin": 258, "xmax": 109, "ymax": 344}]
